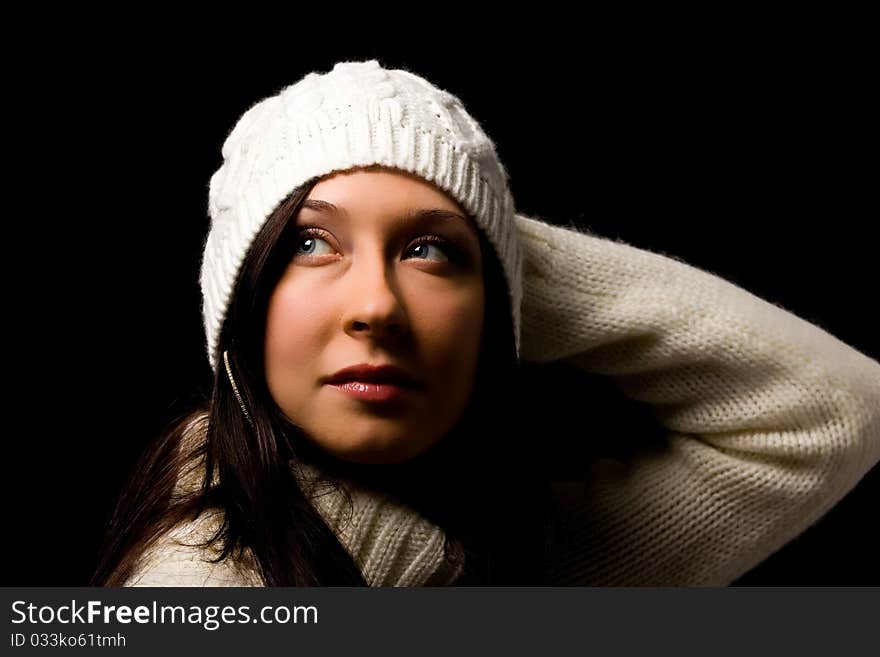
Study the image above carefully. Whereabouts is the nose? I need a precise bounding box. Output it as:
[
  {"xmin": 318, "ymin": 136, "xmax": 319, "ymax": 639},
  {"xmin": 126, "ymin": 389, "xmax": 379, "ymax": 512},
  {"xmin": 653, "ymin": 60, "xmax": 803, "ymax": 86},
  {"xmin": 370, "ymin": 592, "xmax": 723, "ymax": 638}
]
[{"xmin": 342, "ymin": 251, "xmax": 409, "ymax": 343}]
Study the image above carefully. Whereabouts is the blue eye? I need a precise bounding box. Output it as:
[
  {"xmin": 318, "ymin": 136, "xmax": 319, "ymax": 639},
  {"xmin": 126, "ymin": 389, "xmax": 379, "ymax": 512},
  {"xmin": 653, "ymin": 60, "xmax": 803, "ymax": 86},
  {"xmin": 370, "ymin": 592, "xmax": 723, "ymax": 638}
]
[
  {"xmin": 295, "ymin": 233, "xmax": 334, "ymax": 257},
  {"xmin": 407, "ymin": 237, "xmax": 451, "ymax": 262}
]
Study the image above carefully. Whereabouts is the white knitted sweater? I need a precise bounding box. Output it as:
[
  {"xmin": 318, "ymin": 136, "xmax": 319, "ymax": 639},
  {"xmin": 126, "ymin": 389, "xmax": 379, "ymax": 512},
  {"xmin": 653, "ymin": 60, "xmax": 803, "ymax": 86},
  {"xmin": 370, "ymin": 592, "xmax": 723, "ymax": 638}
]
[{"xmin": 125, "ymin": 213, "xmax": 880, "ymax": 586}]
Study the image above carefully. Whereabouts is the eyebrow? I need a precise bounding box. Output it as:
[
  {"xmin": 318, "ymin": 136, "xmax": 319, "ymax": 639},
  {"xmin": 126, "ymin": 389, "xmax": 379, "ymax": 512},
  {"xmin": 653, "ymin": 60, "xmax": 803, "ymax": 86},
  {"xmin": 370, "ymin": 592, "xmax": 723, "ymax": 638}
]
[{"xmin": 300, "ymin": 199, "xmax": 471, "ymax": 229}]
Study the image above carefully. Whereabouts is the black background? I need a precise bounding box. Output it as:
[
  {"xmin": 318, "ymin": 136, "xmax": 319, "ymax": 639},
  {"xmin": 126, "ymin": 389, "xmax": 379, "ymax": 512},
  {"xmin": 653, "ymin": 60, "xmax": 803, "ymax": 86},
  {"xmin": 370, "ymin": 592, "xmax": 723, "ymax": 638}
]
[{"xmin": 6, "ymin": 31, "xmax": 877, "ymax": 586}]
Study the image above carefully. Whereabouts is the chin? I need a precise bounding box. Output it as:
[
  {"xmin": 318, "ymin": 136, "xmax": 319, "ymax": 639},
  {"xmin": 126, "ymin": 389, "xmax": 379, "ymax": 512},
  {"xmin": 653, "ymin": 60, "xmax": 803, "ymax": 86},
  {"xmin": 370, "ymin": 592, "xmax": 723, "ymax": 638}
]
[{"xmin": 323, "ymin": 432, "xmax": 434, "ymax": 466}]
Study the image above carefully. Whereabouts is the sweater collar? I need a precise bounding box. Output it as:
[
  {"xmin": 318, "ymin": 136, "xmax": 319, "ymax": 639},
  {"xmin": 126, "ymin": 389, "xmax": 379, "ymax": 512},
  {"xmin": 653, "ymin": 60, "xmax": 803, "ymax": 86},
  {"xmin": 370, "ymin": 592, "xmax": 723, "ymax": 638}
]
[
  {"xmin": 291, "ymin": 459, "xmax": 463, "ymax": 586},
  {"xmin": 177, "ymin": 415, "xmax": 461, "ymax": 586}
]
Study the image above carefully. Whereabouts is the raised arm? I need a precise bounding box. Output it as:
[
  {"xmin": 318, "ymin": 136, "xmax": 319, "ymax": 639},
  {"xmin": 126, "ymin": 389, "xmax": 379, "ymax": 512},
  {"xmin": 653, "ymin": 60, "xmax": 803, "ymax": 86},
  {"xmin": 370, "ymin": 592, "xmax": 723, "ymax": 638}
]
[{"xmin": 515, "ymin": 213, "xmax": 880, "ymax": 586}]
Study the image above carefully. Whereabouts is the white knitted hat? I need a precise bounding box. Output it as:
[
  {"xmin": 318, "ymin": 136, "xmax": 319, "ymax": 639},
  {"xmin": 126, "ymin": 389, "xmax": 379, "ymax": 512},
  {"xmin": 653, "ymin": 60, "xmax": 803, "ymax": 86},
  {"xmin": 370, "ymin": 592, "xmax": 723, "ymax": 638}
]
[{"xmin": 201, "ymin": 59, "xmax": 522, "ymax": 373}]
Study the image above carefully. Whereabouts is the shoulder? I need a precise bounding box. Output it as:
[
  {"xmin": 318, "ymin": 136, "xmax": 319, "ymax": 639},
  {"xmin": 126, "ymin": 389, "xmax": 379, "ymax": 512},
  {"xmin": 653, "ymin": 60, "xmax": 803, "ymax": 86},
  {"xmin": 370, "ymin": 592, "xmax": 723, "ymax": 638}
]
[
  {"xmin": 124, "ymin": 410, "xmax": 263, "ymax": 587},
  {"xmin": 123, "ymin": 509, "xmax": 263, "ymax": 588}
]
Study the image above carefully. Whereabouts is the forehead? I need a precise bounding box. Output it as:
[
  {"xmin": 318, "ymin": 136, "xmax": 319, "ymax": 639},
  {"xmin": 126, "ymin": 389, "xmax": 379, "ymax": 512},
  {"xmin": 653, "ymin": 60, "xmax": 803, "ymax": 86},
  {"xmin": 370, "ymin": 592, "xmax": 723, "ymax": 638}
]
[{"xmin": 301, "ymin": 166, "xmax": 479, "ymax": 234}]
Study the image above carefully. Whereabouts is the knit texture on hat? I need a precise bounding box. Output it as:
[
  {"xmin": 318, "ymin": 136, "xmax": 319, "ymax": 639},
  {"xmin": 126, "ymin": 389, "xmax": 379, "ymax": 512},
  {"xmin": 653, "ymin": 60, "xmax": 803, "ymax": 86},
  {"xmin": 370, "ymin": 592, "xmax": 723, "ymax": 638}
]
[{"xmin": 201, "ymin": 59, "xmax": 521, "ymax": 373}]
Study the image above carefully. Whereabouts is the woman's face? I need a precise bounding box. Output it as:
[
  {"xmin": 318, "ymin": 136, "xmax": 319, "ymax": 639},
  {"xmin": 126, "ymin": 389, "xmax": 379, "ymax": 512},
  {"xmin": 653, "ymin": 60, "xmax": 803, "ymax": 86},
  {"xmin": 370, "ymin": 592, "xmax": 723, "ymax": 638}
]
[{"xmin": 264, "ymin": 166, "xmax": 485, "ymax": 465}]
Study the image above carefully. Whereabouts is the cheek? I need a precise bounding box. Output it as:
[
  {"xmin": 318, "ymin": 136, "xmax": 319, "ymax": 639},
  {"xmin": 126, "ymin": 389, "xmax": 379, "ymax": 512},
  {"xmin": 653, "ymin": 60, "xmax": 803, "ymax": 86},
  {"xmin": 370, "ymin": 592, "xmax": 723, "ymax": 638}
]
[
  {"xmin": 417, "ymin": 287, "xmax": 484, "ymax": 379},
  {"xmin": 264, "ymin": 282, "xmax": 327, "ymax": 377}
]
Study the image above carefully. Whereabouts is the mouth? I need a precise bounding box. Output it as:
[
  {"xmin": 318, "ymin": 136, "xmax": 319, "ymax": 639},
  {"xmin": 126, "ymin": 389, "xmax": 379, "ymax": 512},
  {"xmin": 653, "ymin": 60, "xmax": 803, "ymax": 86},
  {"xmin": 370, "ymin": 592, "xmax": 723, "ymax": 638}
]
[
  {"xmin": 323, "ymin": 363, "xmax": 424, "ymax": 393},
  {"xmin": 325, "ymin": 380, "xmax": 420, "ymax": 403}
]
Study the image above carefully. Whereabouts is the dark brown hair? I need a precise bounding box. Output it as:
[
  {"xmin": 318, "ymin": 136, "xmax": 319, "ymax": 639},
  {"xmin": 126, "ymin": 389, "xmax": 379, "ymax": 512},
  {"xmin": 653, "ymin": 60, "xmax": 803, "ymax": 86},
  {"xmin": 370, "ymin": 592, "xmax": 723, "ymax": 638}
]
[{"xmin": 92, "ymin": 174, "xmax": 556, "ymax": 586}]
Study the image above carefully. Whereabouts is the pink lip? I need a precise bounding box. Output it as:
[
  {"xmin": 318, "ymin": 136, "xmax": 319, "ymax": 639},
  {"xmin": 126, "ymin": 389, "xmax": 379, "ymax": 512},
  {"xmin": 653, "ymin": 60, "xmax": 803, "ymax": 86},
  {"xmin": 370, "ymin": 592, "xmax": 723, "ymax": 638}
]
[
  {"xmin": 326, "ymin": 381, "xmax": 417, "ymax": 403},
  {"xmin": 324, "ymin": 363, "xmax": 423, "ymax": 389}
]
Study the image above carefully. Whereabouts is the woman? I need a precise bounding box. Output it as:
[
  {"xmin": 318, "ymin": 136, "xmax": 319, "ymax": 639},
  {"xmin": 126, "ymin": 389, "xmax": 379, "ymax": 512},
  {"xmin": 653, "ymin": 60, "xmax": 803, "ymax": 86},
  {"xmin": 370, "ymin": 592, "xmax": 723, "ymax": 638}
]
[{"xmin": 92, "ymin": 59, "xmax": 880, "ymax": 587}]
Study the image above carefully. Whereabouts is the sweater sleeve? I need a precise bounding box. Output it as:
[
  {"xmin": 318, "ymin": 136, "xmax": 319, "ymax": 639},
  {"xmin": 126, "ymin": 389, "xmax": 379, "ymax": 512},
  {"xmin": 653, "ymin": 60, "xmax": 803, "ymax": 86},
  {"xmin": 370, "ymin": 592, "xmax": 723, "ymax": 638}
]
[{"xmin": 515, "ymin": 213, "xmax": 880, "ymax": 586}]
